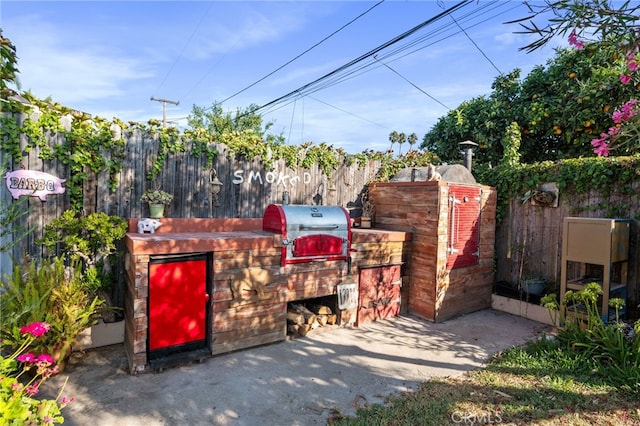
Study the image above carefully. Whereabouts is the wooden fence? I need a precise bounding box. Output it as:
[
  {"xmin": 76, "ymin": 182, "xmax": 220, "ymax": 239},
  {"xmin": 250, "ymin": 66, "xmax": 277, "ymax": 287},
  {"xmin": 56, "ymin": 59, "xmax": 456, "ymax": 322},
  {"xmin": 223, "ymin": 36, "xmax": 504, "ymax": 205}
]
[
  {"xmin": 0, "ymin": 130, "xmax": 381, "ymax": 283},
  {"xmin": 2, "ymin": 128, "xmax": 639, "ymax": 314},
  {"xmin": 496, "ymin": 185, "xmax": 640, "ymax": 312}
]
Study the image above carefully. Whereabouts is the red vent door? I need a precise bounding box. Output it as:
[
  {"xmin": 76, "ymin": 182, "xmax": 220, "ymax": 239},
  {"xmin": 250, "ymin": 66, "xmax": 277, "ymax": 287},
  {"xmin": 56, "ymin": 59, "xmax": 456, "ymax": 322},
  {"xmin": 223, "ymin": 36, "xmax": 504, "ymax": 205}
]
[
  {"xmin": 447, "ymin": 186, "xmax": 481, "ymax": 269},
  {"xmin": 149, "ymin": 256, "xmax": 208, "ymax": 354}
]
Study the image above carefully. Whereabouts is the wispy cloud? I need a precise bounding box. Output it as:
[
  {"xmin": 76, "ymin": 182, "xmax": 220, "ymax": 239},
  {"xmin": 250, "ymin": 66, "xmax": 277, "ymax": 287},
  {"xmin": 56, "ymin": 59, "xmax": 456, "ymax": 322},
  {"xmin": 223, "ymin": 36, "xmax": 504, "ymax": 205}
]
[{"xmin": 7, "ymin": 14, "xmax": 152, "ymax": 104}]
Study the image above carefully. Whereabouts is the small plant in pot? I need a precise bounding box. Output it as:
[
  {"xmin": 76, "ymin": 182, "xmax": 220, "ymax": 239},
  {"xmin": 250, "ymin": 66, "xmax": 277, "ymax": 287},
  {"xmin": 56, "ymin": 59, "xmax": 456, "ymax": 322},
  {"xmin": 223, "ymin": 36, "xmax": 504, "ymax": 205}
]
[
  {"xmin": 140, "ymin": 189, "xmax": 173, "ymax": 218},
  {"xmin": 519, "ymin": 277, "xmax": 547, "ymax": 296}
]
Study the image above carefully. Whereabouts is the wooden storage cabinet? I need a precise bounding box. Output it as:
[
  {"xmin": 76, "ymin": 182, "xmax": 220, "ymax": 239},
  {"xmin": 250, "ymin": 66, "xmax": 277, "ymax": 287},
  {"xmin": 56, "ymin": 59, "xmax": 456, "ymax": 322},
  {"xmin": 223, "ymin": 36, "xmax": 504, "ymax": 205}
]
[
  {"xmin": 560, "ymin": 217, "xmax": 630, "ymax": 322},
  {"xmin": 357, "ymin": 264, "xmax": 402, "ymax": 326}
]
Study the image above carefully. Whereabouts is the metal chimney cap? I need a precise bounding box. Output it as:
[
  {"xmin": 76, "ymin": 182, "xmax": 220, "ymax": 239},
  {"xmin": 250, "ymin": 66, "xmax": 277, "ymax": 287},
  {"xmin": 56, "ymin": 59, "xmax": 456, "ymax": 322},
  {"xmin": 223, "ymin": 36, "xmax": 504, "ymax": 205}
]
[{"xmin": 458, "ymin": 140, "xmax": 478, "ymax": 147}]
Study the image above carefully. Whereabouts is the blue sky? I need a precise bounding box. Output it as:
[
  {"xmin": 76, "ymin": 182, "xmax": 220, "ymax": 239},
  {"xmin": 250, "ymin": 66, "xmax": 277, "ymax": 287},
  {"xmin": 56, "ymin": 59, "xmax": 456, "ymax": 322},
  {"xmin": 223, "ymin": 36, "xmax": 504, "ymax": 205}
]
[{"xmin": 2, "ymin": 1, "xmax": 561, "ymax": 153}]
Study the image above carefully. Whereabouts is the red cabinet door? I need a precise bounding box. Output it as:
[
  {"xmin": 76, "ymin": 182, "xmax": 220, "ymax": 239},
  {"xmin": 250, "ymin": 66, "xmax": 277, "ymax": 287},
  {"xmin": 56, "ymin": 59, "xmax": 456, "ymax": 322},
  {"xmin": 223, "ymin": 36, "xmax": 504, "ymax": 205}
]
[
  {"xmin": 357, "ymin": 265, "xmax": 401, "ymax": 326},
  {"xmin": 149, "ymin": 256, "xmax": 208, "ymax": 353}
]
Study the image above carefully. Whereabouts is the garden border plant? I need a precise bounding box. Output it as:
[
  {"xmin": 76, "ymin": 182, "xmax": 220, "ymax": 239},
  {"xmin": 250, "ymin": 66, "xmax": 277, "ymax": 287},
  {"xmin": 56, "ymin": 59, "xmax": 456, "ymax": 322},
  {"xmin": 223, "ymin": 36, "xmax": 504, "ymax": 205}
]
[
  {"xmin": 540, "ymin": 283, "xmax": 640, "ymax": 392},
  {"xmin": 0, "ymin": 256, "xmax": 104, "ymax": 371},
  {"xmin": 0, "ymin": 321, "xmax": 74, "ymax": 425}
]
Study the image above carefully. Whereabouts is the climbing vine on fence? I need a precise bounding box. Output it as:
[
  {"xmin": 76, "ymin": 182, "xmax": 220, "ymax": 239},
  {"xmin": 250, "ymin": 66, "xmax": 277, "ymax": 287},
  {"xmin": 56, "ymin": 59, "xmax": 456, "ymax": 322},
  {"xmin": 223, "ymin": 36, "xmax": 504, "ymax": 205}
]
[
  {"xmin": 1, "ymin": 95, "xmax": 403, "ymax": 212},
  {"xmin": 475, "ymin": 154, "xmax": 640, "ymax": 221}
]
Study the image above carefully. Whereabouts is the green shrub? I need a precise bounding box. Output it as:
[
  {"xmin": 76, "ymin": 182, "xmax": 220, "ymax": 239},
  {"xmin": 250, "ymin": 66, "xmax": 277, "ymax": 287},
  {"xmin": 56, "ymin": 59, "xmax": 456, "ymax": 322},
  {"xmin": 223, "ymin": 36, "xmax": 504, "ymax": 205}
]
[
  {"xmin": 541, "ymin": 284, "xmax": 640, "ymax": 392},
  {"xmin": 0, "ymin": 256, "xmax": 104, "ymax": 370}
]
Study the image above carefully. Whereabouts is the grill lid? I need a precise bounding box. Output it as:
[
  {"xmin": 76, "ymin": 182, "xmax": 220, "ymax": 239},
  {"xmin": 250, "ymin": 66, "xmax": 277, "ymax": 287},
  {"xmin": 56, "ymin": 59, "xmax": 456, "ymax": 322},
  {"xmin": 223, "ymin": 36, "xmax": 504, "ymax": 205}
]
[{"xmin": 263, "ymin": 204, "xmax": 351, "ymax": 265}]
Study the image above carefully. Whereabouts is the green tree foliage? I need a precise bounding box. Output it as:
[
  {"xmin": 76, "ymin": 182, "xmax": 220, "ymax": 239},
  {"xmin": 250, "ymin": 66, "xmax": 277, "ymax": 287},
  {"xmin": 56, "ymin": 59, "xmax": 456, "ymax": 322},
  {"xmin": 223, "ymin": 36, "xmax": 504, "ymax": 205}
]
[
  {"xmin": 422, "ymin": 69, "xmax": 521, "ymax": 166},
  {"xmin": 421, "ymin": 43, "xmax": 638, "ymax": 164},
  {"xmin": 187, "ymin": 102, "xmax": 285, "ymax": 146},
  {"xmin": 515, "ymin": 0, "xmax": 640, "ymax": 53},
  {"xmin": 0, "ymin": 28, "xmax": 19, "ymax": 100}
]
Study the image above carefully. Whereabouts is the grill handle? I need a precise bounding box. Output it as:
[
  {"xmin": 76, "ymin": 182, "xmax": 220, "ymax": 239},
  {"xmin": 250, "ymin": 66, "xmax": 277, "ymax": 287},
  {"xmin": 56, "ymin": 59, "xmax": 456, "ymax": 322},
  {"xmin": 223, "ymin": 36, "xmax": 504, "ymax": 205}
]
[{"xmin": 299, "ymin": 224, "xmax": 340, "ymax": 231}]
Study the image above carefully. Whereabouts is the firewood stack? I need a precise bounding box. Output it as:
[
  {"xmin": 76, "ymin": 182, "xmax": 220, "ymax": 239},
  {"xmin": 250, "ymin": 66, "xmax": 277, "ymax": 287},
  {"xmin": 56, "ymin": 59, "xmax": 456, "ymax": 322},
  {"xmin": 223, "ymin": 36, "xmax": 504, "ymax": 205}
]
[{"xmin": 287, "ymin": 302, "xmax": 337, "ymax": 337}]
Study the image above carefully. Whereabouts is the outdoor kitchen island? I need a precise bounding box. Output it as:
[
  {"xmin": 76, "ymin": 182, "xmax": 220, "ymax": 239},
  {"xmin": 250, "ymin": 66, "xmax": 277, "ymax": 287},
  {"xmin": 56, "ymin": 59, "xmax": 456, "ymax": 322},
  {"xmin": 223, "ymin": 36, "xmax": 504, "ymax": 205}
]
[{"xmin": 123, "ymin": 217, "xmax": 412, "ymax": 374}]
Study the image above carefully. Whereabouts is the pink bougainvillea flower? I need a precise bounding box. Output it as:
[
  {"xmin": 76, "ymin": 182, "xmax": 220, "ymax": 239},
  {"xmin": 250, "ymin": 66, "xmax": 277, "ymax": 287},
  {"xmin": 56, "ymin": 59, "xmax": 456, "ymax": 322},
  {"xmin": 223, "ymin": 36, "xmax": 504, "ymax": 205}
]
[
  {"xmin": 608, "ymin": 126, "xmax": 621, "ymax": 136},
  {"xmin": 613, "ymin": 99, "xmax": 639, "ymax": 123},
  {"xmin": 621, "ymin": 99, "xmax": 638, "ymax": 113},
  {"xmin": 43, "ymin": 416, "xmax": 54, "ymax": 424},
  {"xmin": 620, "ymin": 74, "xmax": 632, "ymax": 84},
  {"xmin": 628, "ymin": 56, "xmax": 638, "ymax": 72},
  {"xmin": 20, "ymin": 322, "xmax": 51, "ymax": 337},
  {"xmin": 568, "ymin": 30, "xmax": 585, "ymax": 50},
  {"xmin": 17, "ymin": 353, "xmax": 36, "ymax": 363},
  {"xmin": 37, "ymin": 354, "xmax": 55, "ymax": 365},
  {"xmin": 612, "ymin": 110, "xmax": 625, "ymax": 123},
  {"xmin": 591, "ymin": 139, "xmax": 610, "ymax": 156},
  {"xmin": 24, "ymin": 383, "xmax": 39, "ymax": 396}
]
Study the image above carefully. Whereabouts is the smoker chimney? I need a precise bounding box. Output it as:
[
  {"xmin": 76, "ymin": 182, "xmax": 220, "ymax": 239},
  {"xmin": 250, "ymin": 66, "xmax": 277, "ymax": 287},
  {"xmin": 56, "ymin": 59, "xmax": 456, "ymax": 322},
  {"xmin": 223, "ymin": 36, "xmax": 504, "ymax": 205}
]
[{"xmin": 458, "ymin": 140, "xmax": 478, "ymax": 172}]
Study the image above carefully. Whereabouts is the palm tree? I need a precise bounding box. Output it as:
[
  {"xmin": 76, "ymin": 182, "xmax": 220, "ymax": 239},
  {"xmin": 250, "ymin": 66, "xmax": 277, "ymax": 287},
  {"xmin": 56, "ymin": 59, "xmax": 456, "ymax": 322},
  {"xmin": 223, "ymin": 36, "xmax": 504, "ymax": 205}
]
[
  {"xmin": 408, "ymin": 133, "xmax": 418, "ymax": 152},
  {"xmin": 388, "ymin": 131, "xmax": 399, "ymax": 153},
  {"xmin": 398, "ymin": 132, "xmax": 406, "ymax": 155}
]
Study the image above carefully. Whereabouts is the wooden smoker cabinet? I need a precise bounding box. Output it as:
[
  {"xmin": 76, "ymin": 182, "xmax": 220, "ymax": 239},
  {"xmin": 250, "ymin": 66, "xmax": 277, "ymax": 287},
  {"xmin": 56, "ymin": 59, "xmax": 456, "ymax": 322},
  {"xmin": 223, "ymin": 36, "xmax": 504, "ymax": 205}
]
[{"xmin": 559, "ymin": 217, "xmax": 630, "ymax": 322}]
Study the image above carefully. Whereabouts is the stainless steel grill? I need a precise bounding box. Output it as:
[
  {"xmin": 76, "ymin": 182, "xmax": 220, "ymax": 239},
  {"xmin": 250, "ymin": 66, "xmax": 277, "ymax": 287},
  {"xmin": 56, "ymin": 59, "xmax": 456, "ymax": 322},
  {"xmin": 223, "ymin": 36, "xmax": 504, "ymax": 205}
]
[{"xmin": 263, "ymin": 204, "xmax": 351, "ymax": 266}]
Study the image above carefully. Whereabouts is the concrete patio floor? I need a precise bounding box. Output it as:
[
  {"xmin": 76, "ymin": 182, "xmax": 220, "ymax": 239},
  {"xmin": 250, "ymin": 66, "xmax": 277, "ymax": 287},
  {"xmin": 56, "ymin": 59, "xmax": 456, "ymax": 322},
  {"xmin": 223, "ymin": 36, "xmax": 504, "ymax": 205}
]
[{"xmin": 43, "ymin": 309, "xmax": 549, "ymax": 426}]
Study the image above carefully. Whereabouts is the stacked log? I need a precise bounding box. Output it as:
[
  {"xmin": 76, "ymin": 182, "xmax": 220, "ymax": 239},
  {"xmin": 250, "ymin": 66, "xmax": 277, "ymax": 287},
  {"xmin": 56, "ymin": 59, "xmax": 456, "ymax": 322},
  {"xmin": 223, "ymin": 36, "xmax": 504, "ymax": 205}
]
[{"xmin": 287, "ymin": 302, "xmax": 337, "ymax": 336}]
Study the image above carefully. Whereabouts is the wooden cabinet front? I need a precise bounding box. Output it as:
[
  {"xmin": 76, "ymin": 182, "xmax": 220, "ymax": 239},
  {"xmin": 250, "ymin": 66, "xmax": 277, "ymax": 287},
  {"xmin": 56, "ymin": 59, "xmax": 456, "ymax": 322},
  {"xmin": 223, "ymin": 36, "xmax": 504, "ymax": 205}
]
[{"xmin": 357, "ymin": 265, "xmax": 402, "ymax": 326}]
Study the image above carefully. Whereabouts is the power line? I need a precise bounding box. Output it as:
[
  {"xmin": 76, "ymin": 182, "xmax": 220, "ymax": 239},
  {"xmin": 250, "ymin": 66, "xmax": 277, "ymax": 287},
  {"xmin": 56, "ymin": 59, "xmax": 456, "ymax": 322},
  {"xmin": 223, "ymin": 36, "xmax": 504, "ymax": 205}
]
[
  {"xmin": 256, "ymin": 1, "xmax": 512, "ymax": 134},
  {"xmin": 152, "ymin": 2, "xmax": 213, "ymax": 96},
  {"xmin": 308, "ymin": 95, "xmax": 391, "ymax": 130},
  {"xmin": 217, "ymin": 0, "xmax": 386, "ymax": 106},
  {"xmin": 252, "ymin": 0, "xmax": 472, "ymax": 115},
  {"xmin": 373, "ymin": 54, "xmax": 451, "ymax": 110},
  {"xmin": 173, "ymin": 0, "xmax": 514, "ymax": 128},
  {"xmin": 447, "ymin": 10, "xmax": 503, "ymax": 75},
  {"xmin": 178, "ymin": 24, "xmax": 253, "ymax": 103}
]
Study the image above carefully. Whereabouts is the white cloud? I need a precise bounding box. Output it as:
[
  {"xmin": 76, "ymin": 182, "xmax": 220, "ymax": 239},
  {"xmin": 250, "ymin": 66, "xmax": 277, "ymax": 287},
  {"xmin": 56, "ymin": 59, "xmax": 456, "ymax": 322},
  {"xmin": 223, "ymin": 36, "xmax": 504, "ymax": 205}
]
[{"xmin": 7, "ymin": 14, "xmax": 153, "ymax": 105}]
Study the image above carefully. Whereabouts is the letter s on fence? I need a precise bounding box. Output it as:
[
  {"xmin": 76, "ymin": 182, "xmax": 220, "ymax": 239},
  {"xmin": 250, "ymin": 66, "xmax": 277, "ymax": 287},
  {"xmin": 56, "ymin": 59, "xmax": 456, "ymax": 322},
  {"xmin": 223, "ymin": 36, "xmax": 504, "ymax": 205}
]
[{"xmin": 232, "ymin": 170, "xmax": 244, "ymax": 184}]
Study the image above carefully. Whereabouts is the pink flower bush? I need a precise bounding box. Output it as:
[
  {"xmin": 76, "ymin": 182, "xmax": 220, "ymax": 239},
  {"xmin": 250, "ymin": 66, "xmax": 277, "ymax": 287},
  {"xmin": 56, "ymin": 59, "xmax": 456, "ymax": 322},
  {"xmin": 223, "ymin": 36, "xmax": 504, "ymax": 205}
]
[
  {"xmin": 612, "ymin": 99, "xmax": 638, "ymax": 123},
  {"xmin": 20, "ymin": 321, "xmax": 51, "ymax": 337},
  {"xmin": 1, "ymin": 322, "xmax": 71, "ymax": 424},
  {"xmin": 17, "ymin": 353, "xmax": 36, "ymax": 363},
  {"xmin": 628, "ymin": 53, "xmax": 639, "ymax": 72},
  {"xmin": 37, "ymin": 354, "xmax": 55, "ymax": 365},
  {"xmin": 591, "ymin": 138, "xmax": 610, "ymax": 156},
  {"xmin": 570, "ymin": 31, "xmax": 640, "ymax": 156},
  {"xmin": 568, "ymin": 30, "xmax": 585, "ymax": 50}
]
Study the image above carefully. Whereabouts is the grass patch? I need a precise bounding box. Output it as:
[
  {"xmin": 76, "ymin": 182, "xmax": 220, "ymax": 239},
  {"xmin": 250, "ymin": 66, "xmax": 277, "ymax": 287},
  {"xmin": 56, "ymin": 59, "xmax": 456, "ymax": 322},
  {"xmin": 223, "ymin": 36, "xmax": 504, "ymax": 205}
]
[{"xmin": 330, "ymin": 338, "xmax": 640, "ymax": 425}]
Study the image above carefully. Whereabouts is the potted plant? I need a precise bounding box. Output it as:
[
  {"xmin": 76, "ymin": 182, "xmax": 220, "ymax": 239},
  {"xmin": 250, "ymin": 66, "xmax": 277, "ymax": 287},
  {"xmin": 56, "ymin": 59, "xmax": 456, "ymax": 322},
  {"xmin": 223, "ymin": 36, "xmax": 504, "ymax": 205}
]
[
  {"xmin": 140, "ymin": 189, "xmax": 173, "ymax": 218},
  {"xmin": 519, "ymin": 277, "xmax": 547, "ymax": 296},
  {"xmin": 359, "ymin": 187, "xmax": 374, "ymax": 228}
]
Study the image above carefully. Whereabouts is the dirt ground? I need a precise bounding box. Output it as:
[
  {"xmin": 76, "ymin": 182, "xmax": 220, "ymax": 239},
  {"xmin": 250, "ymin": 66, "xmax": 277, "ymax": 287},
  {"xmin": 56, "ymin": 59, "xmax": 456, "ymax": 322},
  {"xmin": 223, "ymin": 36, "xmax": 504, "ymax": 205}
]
[{"xmin": 43, "ymin": 309, "xmax": 549, "ymax": 426}]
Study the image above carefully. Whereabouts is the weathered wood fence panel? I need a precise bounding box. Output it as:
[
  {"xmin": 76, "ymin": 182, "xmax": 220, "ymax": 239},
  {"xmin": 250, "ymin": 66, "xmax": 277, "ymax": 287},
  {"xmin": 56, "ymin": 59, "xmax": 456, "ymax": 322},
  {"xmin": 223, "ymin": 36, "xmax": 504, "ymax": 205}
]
[
  {"xmin": 3, "ymin": 128, "xmax": 640, "ymax": 313},
  {"xmin": 0, "ymin": 130, "xmax": 381, "ymax": 280},
  {"xmin": 495, "ymin": 183, "xmax": 640, "ymax": 310}
]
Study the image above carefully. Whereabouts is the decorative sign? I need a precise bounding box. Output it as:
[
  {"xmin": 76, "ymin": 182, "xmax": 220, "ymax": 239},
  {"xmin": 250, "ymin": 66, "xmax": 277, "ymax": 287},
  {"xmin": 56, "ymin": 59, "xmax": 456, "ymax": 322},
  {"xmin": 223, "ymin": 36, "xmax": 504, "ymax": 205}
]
[
  {"xmin": 232, "ymin": 169, "xmax": 312, "ymax": 188},
  {"xmin": 5, "ymin": 170, "xmax": 66, "ymax": 201}
]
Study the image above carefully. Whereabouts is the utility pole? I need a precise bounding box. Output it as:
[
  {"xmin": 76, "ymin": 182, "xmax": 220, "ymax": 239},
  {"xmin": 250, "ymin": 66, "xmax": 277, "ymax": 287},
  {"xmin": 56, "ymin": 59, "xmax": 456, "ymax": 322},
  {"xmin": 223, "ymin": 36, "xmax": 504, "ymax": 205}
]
[{"xmin": 150, "ymin": 97, "xmax": 179, "ymax": 128}]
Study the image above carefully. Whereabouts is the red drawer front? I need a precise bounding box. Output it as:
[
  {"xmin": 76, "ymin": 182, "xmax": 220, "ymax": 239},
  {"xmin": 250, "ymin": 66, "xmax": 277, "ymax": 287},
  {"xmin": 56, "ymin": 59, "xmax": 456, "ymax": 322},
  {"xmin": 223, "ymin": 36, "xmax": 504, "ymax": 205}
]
[{"xmin": 293, "ymin": 234, "xmax": 344, "ymax": 257}]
